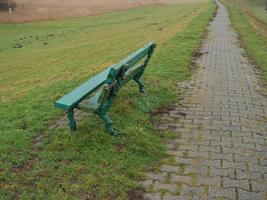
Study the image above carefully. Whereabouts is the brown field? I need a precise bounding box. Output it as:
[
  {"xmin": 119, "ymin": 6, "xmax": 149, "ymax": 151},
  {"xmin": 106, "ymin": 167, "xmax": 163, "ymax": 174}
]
[{"xmin": 0, "ymin": 0, "xmax": 165, "ymax": 23}]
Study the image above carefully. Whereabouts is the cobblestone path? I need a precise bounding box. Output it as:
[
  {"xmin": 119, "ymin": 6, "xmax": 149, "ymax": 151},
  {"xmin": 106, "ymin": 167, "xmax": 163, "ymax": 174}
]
[{"xmin": 141, "ymin": 1, "xmax": 267, "ymax": 199}]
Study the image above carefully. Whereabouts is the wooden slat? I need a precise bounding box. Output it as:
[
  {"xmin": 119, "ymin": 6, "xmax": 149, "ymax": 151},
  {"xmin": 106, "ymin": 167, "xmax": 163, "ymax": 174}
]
[
  {"xmin": 55, "ymin": 67, "xmax": 111, "ymax": 110},
  {"xmin": 116, "ymin": 41, "xmax": 154, "ymax": 70}
]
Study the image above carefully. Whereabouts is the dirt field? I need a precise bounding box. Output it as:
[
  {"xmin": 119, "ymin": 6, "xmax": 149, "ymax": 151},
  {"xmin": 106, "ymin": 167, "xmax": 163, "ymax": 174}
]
[{"xmin": 0, "ymin": 0, "xmax": 164, "ymax": 23}]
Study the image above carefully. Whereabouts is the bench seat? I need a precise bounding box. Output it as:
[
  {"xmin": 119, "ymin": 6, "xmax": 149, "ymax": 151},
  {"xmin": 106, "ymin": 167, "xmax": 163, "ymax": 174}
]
[
  {"xmin": 55, "ymin": 68, "xmax": 111, "ymax": 110},
  {"xmin": 78, "ymin": 92, "xmax": 101, "ymax": 111}
]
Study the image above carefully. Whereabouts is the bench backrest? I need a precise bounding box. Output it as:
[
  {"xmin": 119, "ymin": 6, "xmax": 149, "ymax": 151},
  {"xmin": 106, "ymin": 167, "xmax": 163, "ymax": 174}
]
[{"xmin": 55, "ymin": 41, "xmax": 156, "ymax": 111}]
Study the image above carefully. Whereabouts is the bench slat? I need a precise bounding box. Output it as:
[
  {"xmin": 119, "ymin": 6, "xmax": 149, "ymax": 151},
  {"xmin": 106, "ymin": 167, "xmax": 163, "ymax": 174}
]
[
  {"xmin": 55, "ymin": 67, "xmax": 111, "ymax": 110},
  {"xmin": 117, "ymin": 42, "xmax": 153, "ymax": 70}
]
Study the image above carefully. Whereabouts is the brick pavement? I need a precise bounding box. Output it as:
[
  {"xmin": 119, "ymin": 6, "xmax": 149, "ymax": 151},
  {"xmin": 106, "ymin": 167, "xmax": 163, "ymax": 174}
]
[{"xmin": 141, "ymin": 1, "xmax": 267, "ymax": 199}]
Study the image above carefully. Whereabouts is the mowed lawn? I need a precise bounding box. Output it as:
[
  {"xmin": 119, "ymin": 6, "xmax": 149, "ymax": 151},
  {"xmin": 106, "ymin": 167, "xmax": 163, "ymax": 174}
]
[{"xmin": 0, "ymin": 0, "xmax": 215, "ymax": 199}]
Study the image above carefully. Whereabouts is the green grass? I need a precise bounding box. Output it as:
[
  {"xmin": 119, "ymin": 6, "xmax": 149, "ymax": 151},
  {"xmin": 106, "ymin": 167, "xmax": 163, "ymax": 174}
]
[
  {"xmin": 224, "ymin": 0, "xmax": 267, "ymax": 81},
  {"xmin": 0, "ymin": 1, "xmax": 215, "ymax": 199},
  {"xmin": 243, "ymin": 0, "xmax": 267, "ymax": 25},
  {"xmin": 227, "ymin": 0, "xmax": 267, "ymax": 25}
]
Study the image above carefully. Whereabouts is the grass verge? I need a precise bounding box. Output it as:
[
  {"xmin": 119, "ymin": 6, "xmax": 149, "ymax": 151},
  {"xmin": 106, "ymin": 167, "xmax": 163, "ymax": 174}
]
[
  {"xmin": 0, "ymin": 1, "xmax": 215, "ymax": 199},
  {"xmin": 241, "ymin": 0, "xmax": 267, "ymax": 25},
  {"xmin": 223, "ymin": 0, "xmax": 267, "ymax": 81}
]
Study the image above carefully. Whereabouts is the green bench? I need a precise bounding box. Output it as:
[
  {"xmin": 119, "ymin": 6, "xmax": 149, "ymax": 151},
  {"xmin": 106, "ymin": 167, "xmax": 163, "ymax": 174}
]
[{"xmin": 54, "ymin": 42, "xmax": 156, "ymax": 136}]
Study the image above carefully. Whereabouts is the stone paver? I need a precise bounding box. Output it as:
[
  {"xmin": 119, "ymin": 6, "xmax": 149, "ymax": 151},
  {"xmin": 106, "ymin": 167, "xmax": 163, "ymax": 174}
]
[{"xmin": 142, "ymin": 0, "xmax": 267, "ymax": 199}]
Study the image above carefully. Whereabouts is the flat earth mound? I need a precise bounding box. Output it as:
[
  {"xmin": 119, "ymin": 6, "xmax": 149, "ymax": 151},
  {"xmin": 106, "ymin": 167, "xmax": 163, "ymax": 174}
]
[{"xmin": 0, "ymin": 0, "xmax": 164, "ymax": 23}]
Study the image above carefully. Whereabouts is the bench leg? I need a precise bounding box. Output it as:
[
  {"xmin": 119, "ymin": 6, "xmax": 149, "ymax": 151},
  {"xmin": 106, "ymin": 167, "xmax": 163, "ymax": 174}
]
[
  {"xmin": 67, "ymin": 110, "xmax": 77, "ymax": 131},
  {"xmin": 98, "ymin": 113, "xmax": 118, "ymax": 136},
  {"xmin": 134, "ymin": 78, "xmax": 145, "ymax": 93}
]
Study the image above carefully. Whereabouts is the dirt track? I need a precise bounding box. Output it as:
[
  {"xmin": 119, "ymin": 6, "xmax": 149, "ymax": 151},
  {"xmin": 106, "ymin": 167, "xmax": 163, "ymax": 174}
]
[{"xmin": 0, "ymin": 0, "xmax": 164, "ymax": 23}]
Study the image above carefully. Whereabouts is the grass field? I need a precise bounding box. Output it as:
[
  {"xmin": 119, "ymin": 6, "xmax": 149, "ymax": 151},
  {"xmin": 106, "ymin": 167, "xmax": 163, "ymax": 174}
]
[
  {"xmin": 0, "ymin": 0, "xmax": 215, "ymax": 199},
  {"xmin": 223, "ymin": 0, "xmax": 267, "ymax": 82},
  {"xmin": 242, "ymin": 0, "xmax": 267, "ymax": 25}
]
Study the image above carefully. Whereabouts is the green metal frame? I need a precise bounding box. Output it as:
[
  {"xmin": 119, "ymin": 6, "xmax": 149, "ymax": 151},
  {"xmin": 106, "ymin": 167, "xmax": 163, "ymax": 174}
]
[
  {"xmin": 55, "ymin": 42, "xmax": 156, "ymax": 135},
  {"xmin": 67, "ymin": 109, "xmax": 77, "ymax": 131}
]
